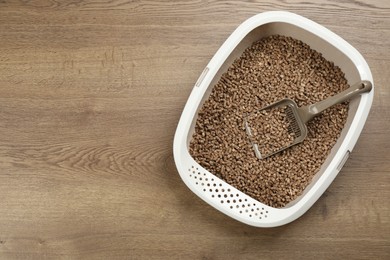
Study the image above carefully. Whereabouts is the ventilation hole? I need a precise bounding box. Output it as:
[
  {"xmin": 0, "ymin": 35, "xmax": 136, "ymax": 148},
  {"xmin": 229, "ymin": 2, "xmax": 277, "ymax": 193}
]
[
  {"xmin": 213, "ymin": 184, "xmax": 216, "ymax": 187},
  {"xmin": 259, "ymin": 217, "xmax": 262, "ymax": 220},
  {"xmin": 193, "ymin": 171, "xmax": 195, "ymax": 174},
  {"xmin": 194, "ymin": 176, "xmax": 197, "ymax": 179},
  {"xmin": 188, "ymin": 169, "xmax": 191, "ymax": 171},
  {"xmin": 262, "ymin": 208, "xmax": 264, "ymax": 210},
  {"xmin": 239, "ymin": 199, "xmax": 242, "ymax": 202},
  {"xmin": 236, "ymin": 205, "xmax": 239, "ymax": 208},
  {"xmin": 227, "ymin": 200, "xmax": 230, "ymax": 203},
  {"xmin": 245, "ymin": 209, "xmax": 248, "ymax": 213},
  {"xmin": 211, "ymin": 179, "xmax": 214, "ymax": 181},
  {"xmin": 242, "ymin": 205, "xmax": 245, "ymax": 208},
  {"xmin": 198, "ymin": 172, "xmax": 200, "ymax": 175},
  {"xmin": 255, "ymin": 213, "xmax": 258, "ymax": 216},
  {"xmin": 230, "ymin": 194, "xmax": 233, "ymax": 197},
  {"xmin": 247, "ymin": 204, "xmax": 250, "ymax": 207},
  {"xmin": 199, "ymin": 177, "xmax": 202, "ymax": 181},
  {"xmin": 212, "ymin": 195, "xmax": 215, "ymax": 198},
  {"xmin": 203, "ymin": 189, "xmax": 206, "ymax": 191},
  {"xmin": 260, "ymin": 212, "xmax": 263, "ymax": 215},
  {"xmin": 191, "ymin": 166, "xmax": 194, "ymax": 168},
  {"xmin": 253, "ymin": 203, "xmax": 256, "ymax": 206},
  {"xmin": 224, "ymin": 194, "xmax": 227, "ymax": 198},
  {"xmin": 228, "ymin": 189, "xmax": 231, "ymax": 192},
  {"xmin": 189, "ymin": 175, "xmax": 192, "ymax": 177},
  {"xmin": 221, "ymin": 200, "xmax": 224, "ymax": 204},
  {"xmin": 201, "ymin": 183, "xmax": 204, "ymax": 186},
  {"xmin": 203, "ymin": 173, "xmax": 206, "ymax": 176},
  {"xmin": 266, "ymin": 211, "xmax": 269, "ymax": 213},
  {"xmin": 218, "ymin": 194, "xmax": 221, "ymax": 198},
  {"xmin": 196, "ymin": 182, "xmax": 198, "ymax": 185},
  {"xmin": 222, "ymin": 189, "xmax": 225, "ymax": 192},
  {"xmin": 207, "ymin": 183, "xmax": 210, "ymax": 187},
  {"xmin": 230, "ymin": 206, "xmax": 233, "ymax": 209},
  {"xmin": 215, "ymin": 189, "xmax": 218, "ymax": 192},
  {"xmin": 257, "ymin": 208, "xmax": 259, "ymax": 211},
  {"xmin": 244, "ymin": 199, "xmax": 247, "ymax": 202},
  {"xmin": 251, "ymin": 209, "xmax": 254, "ymax": 212},
  {"xmin": 233, "ymin": 200, "xmax": 236, "ymax": 203},
  {"xmin": 249, "ymin": 215, "xmax": 252, "ymax": 217},
  {"xmin": 239, "ymin": 211, "xmax": 242, "ymax": 214},
  {"xmin": 209, "ymin": 189, "xmax": 212, "ymax": 192},
  {"xmin": 205, "ymin": 178, "xmax": 208, "ymax": 181},
  {"xmin": 236, "ymin": 194, "xmax": 239, "ymax": 197}
]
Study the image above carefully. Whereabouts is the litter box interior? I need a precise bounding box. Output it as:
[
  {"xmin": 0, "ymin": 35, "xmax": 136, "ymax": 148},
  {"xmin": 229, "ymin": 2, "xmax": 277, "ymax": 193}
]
[{"xmin": 185, "ymin": 22, "xmax": 361, "ymax": 209}]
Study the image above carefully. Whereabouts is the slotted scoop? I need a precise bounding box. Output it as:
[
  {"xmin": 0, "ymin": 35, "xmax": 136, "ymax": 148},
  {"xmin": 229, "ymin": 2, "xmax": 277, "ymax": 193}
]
[{"xmin": 244, "ymin": 80, "xmax": 372, "ymax": 159}]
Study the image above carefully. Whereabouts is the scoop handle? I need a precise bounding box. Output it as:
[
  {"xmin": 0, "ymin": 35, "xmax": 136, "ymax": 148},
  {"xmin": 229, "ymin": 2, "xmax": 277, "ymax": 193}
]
[{"xmin": 300, "ymin": 80, "xmax": 372, "ymax": 123}]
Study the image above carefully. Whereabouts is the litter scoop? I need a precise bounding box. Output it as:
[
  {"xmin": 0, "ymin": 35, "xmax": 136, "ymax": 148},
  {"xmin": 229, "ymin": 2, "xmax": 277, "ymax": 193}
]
[{"xmin": 244, "ymin": 80, "xmax": 372, "ymax": 159}]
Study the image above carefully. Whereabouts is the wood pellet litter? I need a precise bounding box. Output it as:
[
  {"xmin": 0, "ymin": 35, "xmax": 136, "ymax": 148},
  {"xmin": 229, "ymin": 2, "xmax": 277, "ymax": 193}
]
[{"xmin": 189, "ymin": 35, "xmax": 349, "ymax": 208}]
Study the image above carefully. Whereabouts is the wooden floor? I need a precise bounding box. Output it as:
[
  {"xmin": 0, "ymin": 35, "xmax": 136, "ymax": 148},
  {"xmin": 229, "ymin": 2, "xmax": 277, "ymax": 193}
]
[{"xmin": 0, "ymin": 1, "xmax": 389, "ymax": 259}]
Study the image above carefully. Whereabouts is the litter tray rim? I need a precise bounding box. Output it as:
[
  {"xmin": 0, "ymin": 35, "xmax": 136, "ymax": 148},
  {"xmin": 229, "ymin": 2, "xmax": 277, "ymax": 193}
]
[{"xmin": 173, "ymin": 11, "xmax": 374, "ymax": 227}]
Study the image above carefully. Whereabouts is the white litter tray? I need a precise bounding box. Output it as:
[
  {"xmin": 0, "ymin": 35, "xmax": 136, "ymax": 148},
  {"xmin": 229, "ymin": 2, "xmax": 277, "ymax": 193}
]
[{"xmin": 173, "ymin": 11, "xmax": 374, "ymax": 227}]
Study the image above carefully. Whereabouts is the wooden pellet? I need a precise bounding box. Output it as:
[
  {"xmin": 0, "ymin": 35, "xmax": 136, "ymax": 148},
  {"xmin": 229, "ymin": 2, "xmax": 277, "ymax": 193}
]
[{"xmin": 189, "ymin": 35, "xmax": 349, "ymax": 208}]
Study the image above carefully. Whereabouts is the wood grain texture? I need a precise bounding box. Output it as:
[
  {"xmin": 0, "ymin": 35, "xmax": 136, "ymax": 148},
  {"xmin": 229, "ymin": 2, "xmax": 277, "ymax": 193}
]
[{"xmin": 0, "ymin": 0, "xmax": 389, "ymax": 259}]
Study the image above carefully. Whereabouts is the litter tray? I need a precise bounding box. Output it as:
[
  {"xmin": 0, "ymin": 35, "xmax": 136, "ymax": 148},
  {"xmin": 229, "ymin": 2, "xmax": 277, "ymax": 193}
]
[{"xmin": 173, "ymin": 11, "xmax": 374, "ymax": 227}]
